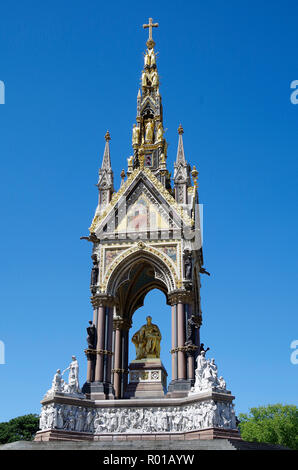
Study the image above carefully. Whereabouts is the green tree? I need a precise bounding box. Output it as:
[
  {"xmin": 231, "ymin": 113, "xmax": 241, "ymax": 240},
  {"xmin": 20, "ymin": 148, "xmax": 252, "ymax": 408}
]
[
  {"xmin": 0, "ymin": 414, "xmax": 39, "ymax": 444},
  {"xmin": 239, "ymin": 404, "xmax": 298, "ymax": 450}
]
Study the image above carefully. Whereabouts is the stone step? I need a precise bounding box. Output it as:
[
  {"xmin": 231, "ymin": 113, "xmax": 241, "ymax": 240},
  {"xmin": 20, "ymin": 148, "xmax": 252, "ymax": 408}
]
[{"xmin": 0, "ymin": 439, "xmax": 289, "ymax": 451}]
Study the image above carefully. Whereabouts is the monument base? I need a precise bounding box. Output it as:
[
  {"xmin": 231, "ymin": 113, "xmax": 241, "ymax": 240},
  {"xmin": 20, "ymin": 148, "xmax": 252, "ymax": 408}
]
[
  {"xmin": 35, "ymin": 427, "xmax": 241, "ymax": 442},
  {"xmin": 124, "ymin": 358, "xmax": 167, "ymax": 399},
  {"xmin": 36, "ymin": 390, "xmax": 239, "ymax": 442}
]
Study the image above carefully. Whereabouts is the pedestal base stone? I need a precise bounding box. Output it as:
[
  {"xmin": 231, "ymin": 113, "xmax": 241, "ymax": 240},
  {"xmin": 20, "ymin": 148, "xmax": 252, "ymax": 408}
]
[{"xmin": 125, "ymin": 359, "xmax": 168, "ymax": 399}]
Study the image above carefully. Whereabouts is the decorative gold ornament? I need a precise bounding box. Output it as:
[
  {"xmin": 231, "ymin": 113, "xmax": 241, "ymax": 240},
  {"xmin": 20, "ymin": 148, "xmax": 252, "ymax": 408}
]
[
  {"xmin": 127, "ymin": 156, "xmax": 133, "ymax": 172},
  {"xmin": 145, "ymin": 120, "xmax": 154, "ymax": 143},
  {"xmin": 191, "ymin": 165, "xmax": 199, "ymax": 188},
  {"xmin": 143, "ymin": 17, "xmax": 159, "ymax": 49},
  {"xmin": 139, "ymin": 153, "xmax": 145, "ymax": 169},
  {"xmin": 178, "ymin": 124, "xmax": 184, "ymax": 135},
  {"xmin": 160, "ymin": 153, "xmax": 166, "ymax": 170}
]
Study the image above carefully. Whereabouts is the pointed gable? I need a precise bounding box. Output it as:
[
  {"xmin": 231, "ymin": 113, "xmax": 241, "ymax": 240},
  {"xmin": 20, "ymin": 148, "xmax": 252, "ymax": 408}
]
[{"xmin": 89, "ymin": 167, "xmax": 194, "ymax": 235}]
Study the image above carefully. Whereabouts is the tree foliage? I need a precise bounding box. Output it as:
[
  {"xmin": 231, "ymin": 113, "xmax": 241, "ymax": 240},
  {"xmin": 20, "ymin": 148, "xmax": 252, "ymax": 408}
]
[
  {"xmin": 239, "ymin": 404, "xmax": 298, "ymax": 450},
  {"xmin": 0, "ymin": 414, "xmax": 39, "ymax": 444}
]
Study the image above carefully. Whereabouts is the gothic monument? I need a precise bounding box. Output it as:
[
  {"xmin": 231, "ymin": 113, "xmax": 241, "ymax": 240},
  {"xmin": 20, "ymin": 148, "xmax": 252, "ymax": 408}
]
[{"xmin": 35, "ymin": 18, "xmax": 239, "ymax": 442}]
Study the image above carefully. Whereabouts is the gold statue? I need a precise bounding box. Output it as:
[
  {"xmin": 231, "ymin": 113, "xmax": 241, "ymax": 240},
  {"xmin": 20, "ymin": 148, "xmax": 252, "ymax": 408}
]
[
  {"xmin": 144, "ymin": 49, "xmax": 156, "ymax": 67},
  {"xmin": 145, "ymin": 120, "xmax": 154, "ymax": 143},
  {"xmin": 132, "ymin": 316, "xmax": 161, "ymax": 360},
  {"xmin": 149, "ymin": 49, "xmax": 156, "ymax": 66},
  {"xmin": 132, "ymin": 124, "xmax": 140, "ymax": 145},
  {"xmin": 142, "ymin": 70, "xmax": 148, "ymax": 87},
  {"xmin": 144, "ymin": 52, "xmax": 151, "ymax": 67},
  {"xmin": 151, "ymin": 70, "xmax": 159, "ymax": 87},
  {"xmin": 160, "ymin": 153, "xmax": 166, "ymax": 169},
  {"xmin": 156, "ymin": 122, "xmax": 164, "ymax": 142},
  {"xmin": 127, "ymin": 156, "xmax": 134, "ymax": 171}
]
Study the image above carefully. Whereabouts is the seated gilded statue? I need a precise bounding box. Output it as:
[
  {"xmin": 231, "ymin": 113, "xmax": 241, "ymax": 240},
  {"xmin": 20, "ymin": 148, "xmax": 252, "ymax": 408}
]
[{"xmin": 132, "ymin": 316, "xmax": 161, "ymax": 360}]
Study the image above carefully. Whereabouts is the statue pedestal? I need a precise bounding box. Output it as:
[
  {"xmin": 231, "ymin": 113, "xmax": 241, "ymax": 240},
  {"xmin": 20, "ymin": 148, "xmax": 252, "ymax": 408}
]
[{"xmin": 124, "ymin": 359, "xmax": 168, "ymax": 399}]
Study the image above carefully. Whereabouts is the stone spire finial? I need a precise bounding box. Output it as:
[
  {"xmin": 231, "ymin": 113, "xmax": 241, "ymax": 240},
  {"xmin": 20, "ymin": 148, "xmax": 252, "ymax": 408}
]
[
  {"xmin": 101, "ymin": 131, "xmax": 111, "ymax": 170},
  {"xmin": 174, "ymin": 124, "xmax": 191, "ymax": 203},
  {"xmin": 175, "ymin": 125, "xmax": 186, "ymax": 165},
  {"xmin": 97, "ymin": 131, "xmax": 114, "ymax": 205}
]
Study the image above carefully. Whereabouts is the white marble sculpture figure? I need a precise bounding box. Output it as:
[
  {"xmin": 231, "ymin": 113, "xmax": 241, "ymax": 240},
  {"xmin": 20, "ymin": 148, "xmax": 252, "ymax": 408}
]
[
  {"xmin": 190, "ymin": 351, "xmax": 229, "ymax": 394},
  {"xmin": 62, "ymin": 355, "xmax": 80, "ymax": 393},
  {"xmin": 44, "ymin": 356, "xmax": 85, "ymax": 399},
  {"xmin": 39, "ymin": 399, "xmax": 237, "ymax": 434},
  {"xmin": 44, "ymin": 369, "xmax": 65, "ymax": 398}
]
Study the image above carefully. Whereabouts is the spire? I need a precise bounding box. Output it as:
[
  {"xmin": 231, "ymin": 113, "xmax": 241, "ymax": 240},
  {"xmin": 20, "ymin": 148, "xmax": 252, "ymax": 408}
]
[
  {"xmin": 175, "ymin": 124, "xmax": 186, "ymax": 165},
  {"xmin": 174, "ymin": 124, "xmax": 191, "ymax": 203},
  {"xmin": 128, "ymin": 18, "xmax": 171, "ymax": 189},
  {"xmin": 97, "ymin": 131, "xmax": 114, "ymax": 209},
  {"xmin": 101, "ymin": 131, "xmax": 112, "ymax": 170}
]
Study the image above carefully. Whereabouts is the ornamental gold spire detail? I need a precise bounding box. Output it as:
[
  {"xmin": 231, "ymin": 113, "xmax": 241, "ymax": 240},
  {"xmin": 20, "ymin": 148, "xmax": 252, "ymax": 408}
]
[
  {"xmin": 143, "ymin": 17, "xmax": 159, "ymax": 49},
  {"xmin": 128, "ymin": 17, "xmax": 171, "ymax": 189}
]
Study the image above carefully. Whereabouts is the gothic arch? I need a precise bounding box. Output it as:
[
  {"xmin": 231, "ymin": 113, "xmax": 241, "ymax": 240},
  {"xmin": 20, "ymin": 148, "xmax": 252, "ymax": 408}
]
[{"xmin": 106, "ymin": 247, "xmax": 177, "ymax": 300}]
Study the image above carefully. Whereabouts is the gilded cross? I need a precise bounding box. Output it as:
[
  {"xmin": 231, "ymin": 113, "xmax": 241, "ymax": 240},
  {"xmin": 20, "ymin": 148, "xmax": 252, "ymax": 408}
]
[{"xmin": 143, "ymin": 17, "xmax": 159, "ymax": 42}]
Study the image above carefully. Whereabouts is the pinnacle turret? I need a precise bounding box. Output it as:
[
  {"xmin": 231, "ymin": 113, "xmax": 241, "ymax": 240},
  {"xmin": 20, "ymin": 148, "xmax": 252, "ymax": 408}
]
[
  {"xmin": 100, "ymin": 131, "xmax": 112, "ymax": 170},
  {"xmin": 175, "ymin": 124, "xmax": 187, "ymax": 166},
  {"xmin": 174, "ymin": 125, "xmax": 191, "ymax": 203},
  {"xmin": 97, "ymin": 131, "xmax": 114, "ymax": 209}
]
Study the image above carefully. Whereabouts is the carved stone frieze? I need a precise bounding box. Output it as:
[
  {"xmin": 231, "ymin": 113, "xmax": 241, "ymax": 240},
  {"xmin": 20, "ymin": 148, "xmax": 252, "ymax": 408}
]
[{"xmin": 39, "ymin": 399, "xmax": 237, "ymax": 434}]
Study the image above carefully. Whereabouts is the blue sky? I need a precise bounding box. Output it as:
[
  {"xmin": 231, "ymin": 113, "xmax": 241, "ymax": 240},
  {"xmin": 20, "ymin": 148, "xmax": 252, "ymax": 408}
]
[{"xmin": 0, "ymin": 0, "xmax": 297, "ymax": 422}]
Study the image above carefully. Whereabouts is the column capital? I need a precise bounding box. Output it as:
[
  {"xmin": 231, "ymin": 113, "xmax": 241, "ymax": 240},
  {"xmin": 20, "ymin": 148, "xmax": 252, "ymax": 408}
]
[
  {"xmin": 91, "ymin": 294, "xmax": 116, "ymax": 308},
  {"xmin": 168, "ymin": 289, "xmax": 194, "ymax": 306},
  {"xmin": 113, "ymin": 317, "xmax": 132, "ymax": 331}
]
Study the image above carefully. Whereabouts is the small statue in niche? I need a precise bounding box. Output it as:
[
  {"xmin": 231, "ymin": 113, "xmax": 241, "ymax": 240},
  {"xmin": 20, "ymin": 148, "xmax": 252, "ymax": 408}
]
[
  {"xmin": 132, "ymin": 124, "xmax": 140, "ymax": 145},
  {"xmin": 90, "ymin": 254, "xmax": 98, "ymax": 287},
  {"xmin": 87, "ymin": 320, "xmax": 96, "ymax": 349},
  {"xmin": 145, "ymin": 120, "xmax": 154, "ymax": 143},
  {"xmin": 184, "ymin": 251, "xmax": 192, "ymax": 280}
]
